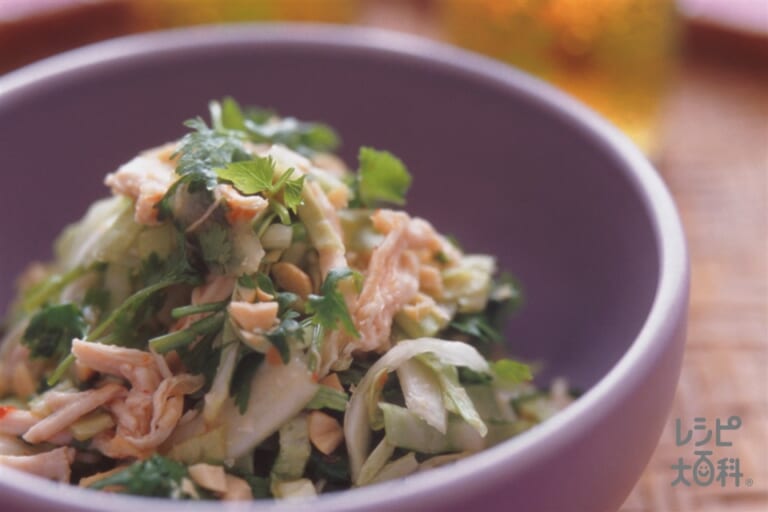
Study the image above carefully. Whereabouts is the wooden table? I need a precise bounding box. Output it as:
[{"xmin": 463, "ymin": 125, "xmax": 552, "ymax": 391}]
[
  {"xmin": 619, "ymin": 48, "xmax": 768, "ymax": 512},
  {"xmin": 1, "ymin": 2, "xmax": 766, "ymax": 511}
]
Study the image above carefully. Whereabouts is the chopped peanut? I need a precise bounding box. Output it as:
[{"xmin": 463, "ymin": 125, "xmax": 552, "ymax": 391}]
[
  {"xmin": 239, "ymin": 331, "xmax": 270, "ymax": 353},
  {"xmin": 255, "ymin": 288, "xmax": 274, "ymax": 302},
  {"xmin": 189, "ymin": 463, "xmax": 228, "ymax": 494},
  {"xmin": 228, "ymin": 301, "xmax": 279, "ymax": 332},
  {"xmin": 418, "ymin": 265, "xmax": 443, "ymax": 297},
  {"xmin": 271, "ymin": 262, "xmax": 313, "ymax": 299},
  {"xmin": 222, "ymin": 474, "xmax": 253, "ymax": 501},
  {"xmin": 308, "ymin": 411, "xmax": 344, "ymax": 455}
]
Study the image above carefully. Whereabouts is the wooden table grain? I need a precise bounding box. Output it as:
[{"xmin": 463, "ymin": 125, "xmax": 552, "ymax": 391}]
[{"xmin": 619, "ymin": 51, "xmax": 768, "ymax": 512}]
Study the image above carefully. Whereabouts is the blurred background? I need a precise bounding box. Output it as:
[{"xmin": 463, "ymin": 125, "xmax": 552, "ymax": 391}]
[{"xmin": 0, "ymin": 1, "xmax": 766, "ymax": 510}]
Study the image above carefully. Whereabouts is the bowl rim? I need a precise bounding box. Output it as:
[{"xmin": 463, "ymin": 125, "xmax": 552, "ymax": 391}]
[{"xmin": 0, "ymin": 23, "xmax": 689, "ymax": 511}]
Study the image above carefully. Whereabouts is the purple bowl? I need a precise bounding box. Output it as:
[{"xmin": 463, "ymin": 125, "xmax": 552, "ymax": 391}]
[{"xmin": 0, "ymin": 25, "xmax": 688, "ymax": 512}]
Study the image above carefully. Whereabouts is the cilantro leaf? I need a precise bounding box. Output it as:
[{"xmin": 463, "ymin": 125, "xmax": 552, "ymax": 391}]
[
  {"xmin": 197, "ymin": 223, "xmax": 232, "ymax": 268},
  {"xmin": 450, "ymin": 313, "xmax": 503, "ymax": 344},
  {"xmin": 238, "ymin": 274, "xmax": 256, "ymax": 288},
  {"xmin": 209, "ymin": 97, "xmax": 340, "ymax": 155},
  {"xmin": 265, "ymin": 311, "xmax": 303, "ymax": 364},
  {"xmin": 245, "ymin": 112, "xmax": 340, "ymax": 155},
  {"xmin": 157, "ymin": 116, "xmax": 250, "ymax": 223},
  {"xmin": 88, "ymin": 455, "xmax": 203, "ymax": 498},
  {"xmin": 306, "ymin": 268, "xmax": 361, "ymax": 338},
  {"xmin": 230, "ymin": 349, "xmax": 265, "ymax": 414},
  {"xmin": 215, "ymin": 158, "xmax": 304, "ymax": 220},
  {"xmin": 356, "ymin": 147, "xmax": 412, "ymax": 206},
  {"xmin": 176, "ymin": 332, "xmax": 221, "ymax": 393},
  {"xmin": 449, "ymin": 273, "xmax": 524, "ymax": 346},
  {"xmin": 175, "ymin": 117, "xmax": 250, "ymax": 179},
  {"xmin": 92, "ymin": 237, "xmax": 202, "ymax": 343},
  {"xmin": 215, "ymin": 157, "xmax": 276, "ymax": 195},
  {"xmin": 210, "ymin": 96, "xmax": 246, "ymax": 131},
  {"xmin": 282, "ymin": 174, "xmax": 305, "ymax": 213},
  {"xmin": 492, "ymin": 359, "xmax": 533, "ymax": 385},
  {"xmin": 253, "ymin": 273, "xmax": 299, "ymax": 314},
  {"xmin": 22, "ymin": 304, "xmax": 87, "ymax": 361}
]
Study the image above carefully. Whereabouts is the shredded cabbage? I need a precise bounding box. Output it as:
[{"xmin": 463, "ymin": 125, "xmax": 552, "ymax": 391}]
[{"xmin": 344, "ymin": 338, "xmax": 489, "ymax": 483}]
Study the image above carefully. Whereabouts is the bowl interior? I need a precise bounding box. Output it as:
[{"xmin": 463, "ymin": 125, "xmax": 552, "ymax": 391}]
[{"xmin": 0, "ymin": 29, "xmax": 659, "ymax": 391}]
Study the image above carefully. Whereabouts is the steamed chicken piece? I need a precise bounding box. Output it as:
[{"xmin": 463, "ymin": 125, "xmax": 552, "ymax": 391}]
[
  {"xmin": 349, "ymin": 210, "xmax": 420, "ymax": 353},
  {"xmin": 0, "ymin": 447, "xmax": 76, "ymax": 482},
  {"xmin": 104, "ymin": 144, "xmax": 177, "ymax": 226},
  {"xmin": 71, "ymin": 340, "xmax": 203, "ymax": 459},
  {"xmin": 345, "ymin": 209, "xmax": 457, "ymax": 354},
  {"xmin": 22, "ymin": 383, "xmax": 124, "ymax": 444},
  {"xmin": 0, "ymin": 407, "xmax": 72, "ymax": 445},
  {"xmin": 93, "ymin": 374, "xmax": 204, "ymax": 459}
]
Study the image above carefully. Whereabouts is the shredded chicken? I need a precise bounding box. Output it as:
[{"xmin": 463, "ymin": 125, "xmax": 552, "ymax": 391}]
[
  {"xmin": 216, "ymin": 184, "xmax": 269, "ymax": 224},
  {"xmin": 0, "ymin": 447, "xmax": 76, "ymax": 482},
  {"xmin": 0, "ymin": 407, "xmax": 73, "ymax": 445},
  {"xmin": 94, "ymin": 374, "xmax": 203, "ymax": 458},
  {"xmin": 71, "ymin": 340, "xmax": 203, "ymax": 459},
  {"xmin": 22, "ymin": 383, "xmax": 125, "ymax": 444},
  {"xmin": 348, "ymin": 210, "xmax": 420, "ymax": 353},
  {"xmin": 104, "ymin": 144, "xmax": 177, "ymax": 225}
]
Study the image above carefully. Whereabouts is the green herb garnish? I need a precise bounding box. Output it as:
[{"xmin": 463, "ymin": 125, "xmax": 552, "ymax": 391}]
[
  {"xmin": 306, "ymin": 268, "xmax": 362, "ymax": 338},
  {"xmin": 22, "ymin": 303, "xmax": 87, "ymax": 361},
  {"xmin": 88, "ymin": 455, "xmax": 205, "ymax": 498},
  {"xmin": 230, "ymin": 349, "xmax": 265, "ymax": 414},
  {"xmin": 353, "ymin": 147, "xmax": 412, "ymax": 207},
  {"xmin": 492, "ymin": 359, "xmax": 533, "ymax": 385}
]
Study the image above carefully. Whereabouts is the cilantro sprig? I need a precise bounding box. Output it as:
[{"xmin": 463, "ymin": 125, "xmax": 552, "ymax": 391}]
[
  {"xmin": 248, "ymin": 272, "xmax": 302, "ymax": 364},
  {"xmin": 229, "ymin": 349, "xmax": 264, "ymax": 414},
  {"xmin": 22, "ymin": 304, "xmax": 87, "ymax": 361},
  {"xmin": 305, "ymin": 268, "xmax": 362, "ymax": 338},
  {"xmin": 210, "ymin": 97, "xmax": 340, "ymax": 155},
  {"xmin": 214, "ymin": 156, "xmax": 305, "ymax": 224},
  {"xmin": 350, "ymin": 147, "xmax": 412, "ymax": 207},
  {"xmin": 47, "ymin": 237, "xmax": 202, "ymax": 386},
  {"xmin": 157, "ymin": 117, "xmax": 250, "ymax": 224},
  {"xmin": 492, "ymin": 359, "xmax": 533, "ymax": 385},
  {"xmin": 89, "ymin": 455, "xmax": 207, "ymax": 499},
  {"xmin": 449, "ymin": 273, "xmax": 523, "ymax": 346}
]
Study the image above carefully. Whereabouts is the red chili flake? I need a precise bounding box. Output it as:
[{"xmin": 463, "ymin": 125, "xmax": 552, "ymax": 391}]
[{"xmin": 0, "ymin": 405, "xmax": 16, "ymax": 419}]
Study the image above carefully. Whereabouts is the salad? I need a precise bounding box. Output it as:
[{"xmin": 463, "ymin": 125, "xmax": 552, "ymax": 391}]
[{"xmin": 0, "ymin": 99, "xmax": 571, "ymax": 500}]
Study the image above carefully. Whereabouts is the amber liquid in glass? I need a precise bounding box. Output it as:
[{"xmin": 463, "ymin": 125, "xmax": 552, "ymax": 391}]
[{"xmin": 441, "ymin": 0, "xmax": 679, "ymax": 154}]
